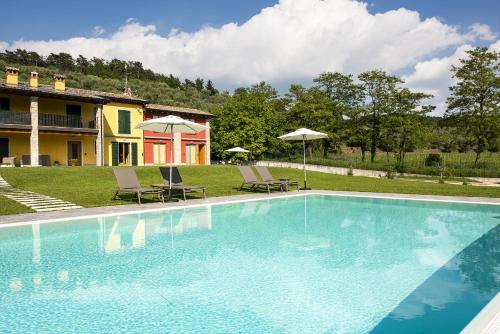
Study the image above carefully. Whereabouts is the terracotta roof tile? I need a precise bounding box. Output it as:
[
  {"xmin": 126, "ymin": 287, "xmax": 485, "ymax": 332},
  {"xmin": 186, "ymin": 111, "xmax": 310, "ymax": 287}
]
[{"xmin": 146, "ymin": 103, "xmax": 213, "ymax": 117}]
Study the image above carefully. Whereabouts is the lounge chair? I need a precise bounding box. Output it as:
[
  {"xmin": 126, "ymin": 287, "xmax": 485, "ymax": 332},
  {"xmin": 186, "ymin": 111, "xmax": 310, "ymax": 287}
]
[
  {"xmin": 112, "ymin": 167, "xmax": 164, "ymax": 204},
  {"xmin": 0, "ymin": 156, "xmax": 16, "ymax": 167},
  {"xmin": 238, "ymin": 166, "xmax": 281, "ymax": 194},
  {"xmin": 157, "ymin": 167, "xmax": 206, "ymax": 201},
  {"xmin": 255, "ymin": 166, "xmax": 299, "ymax": 191}
]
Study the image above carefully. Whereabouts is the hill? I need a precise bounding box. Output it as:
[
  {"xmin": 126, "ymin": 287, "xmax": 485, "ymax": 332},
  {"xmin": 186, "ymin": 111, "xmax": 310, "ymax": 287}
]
[{"xmin": 0, "ymin": 50, "xmax": 228, "ymax": 112}]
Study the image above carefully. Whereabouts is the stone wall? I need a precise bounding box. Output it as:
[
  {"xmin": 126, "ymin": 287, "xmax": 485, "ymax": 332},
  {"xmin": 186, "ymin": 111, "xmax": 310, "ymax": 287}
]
[{"xmin": 256, "ymin": 160, "xmax": 386, "ymax": 178}]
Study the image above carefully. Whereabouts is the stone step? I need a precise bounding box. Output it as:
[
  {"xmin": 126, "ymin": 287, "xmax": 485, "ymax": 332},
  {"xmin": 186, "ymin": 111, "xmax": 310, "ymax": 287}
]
[
  {"xmin": 30, "ymin": 203, "xmax": 78, "ymax": 209},
  {"xmin": 11, "ymin": 197, "xmax": 67, "ymax": 203},
  {"xmin": 36, "ymin": 206, "xmax": 82, "ymax": 212},
  {"xmin": 5, "ymin": 196, "xmax": 54, "ymax": 201},
  {"xmin": 0, "ymin": 179, "xmax": 82, "ymax": 212}
]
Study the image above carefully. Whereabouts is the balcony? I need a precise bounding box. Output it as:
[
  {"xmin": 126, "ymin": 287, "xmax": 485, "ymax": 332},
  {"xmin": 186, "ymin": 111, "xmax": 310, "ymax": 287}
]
[{"xmin": 0, "ymin": 110, "xmax": 98, "ymax": 134}]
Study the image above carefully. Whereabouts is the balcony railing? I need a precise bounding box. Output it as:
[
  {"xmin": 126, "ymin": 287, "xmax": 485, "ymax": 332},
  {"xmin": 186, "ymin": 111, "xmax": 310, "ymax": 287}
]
[
  {"xmin": 0, "ymin": 110, "xmax": 96, "ymax": 129},
  {"xmin": 0, "ymin": 109, "xmax": 31, "ymax": 125}
]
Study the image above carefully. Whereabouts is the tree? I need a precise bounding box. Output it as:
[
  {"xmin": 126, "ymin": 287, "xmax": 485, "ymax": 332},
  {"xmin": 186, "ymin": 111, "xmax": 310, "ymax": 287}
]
[
  {"xmin": 195, "ymin": 78, "xmax": 204, "ymax": 92},
  {"xmin": 345, "ymin": 106, "xmax": 371, "ymax": 161},
  {"xmin": 446, "ymin": 47, "xmax": 500, "ymax": 164},
  {"xmin": 314, "ymin": 72, "xmax": 365, "ymax": 156},
  {"xmin": 385, "ymin": 88, "xmax": 433, "ymax": 169},
  {"xmin": 211, "ymin": 86, "xmax": 283, "ymax": 160},
  {"xmin": 358, "ymin": 70, "xmax": 403, "ymax": 162},
  {"xmin": 205, "ymin": 80, "xmax": 218, "ymax": 96},
  {"xmin": 75, "ymin": 55, "xmax": 90, "ymax": 74},
  {"xmin": 287, "ymin": 87, "xmax": 333, "ymax": 157}
]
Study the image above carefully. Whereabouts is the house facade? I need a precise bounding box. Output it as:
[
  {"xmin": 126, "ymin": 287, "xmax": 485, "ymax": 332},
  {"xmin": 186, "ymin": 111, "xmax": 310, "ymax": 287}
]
[
  {"xmin": 144, "ymin": 104, "xmax": 211, "ymax": 166},
  {"xmin": 0, "ymin": 67, "xmax": 212, "ymax": 167}
]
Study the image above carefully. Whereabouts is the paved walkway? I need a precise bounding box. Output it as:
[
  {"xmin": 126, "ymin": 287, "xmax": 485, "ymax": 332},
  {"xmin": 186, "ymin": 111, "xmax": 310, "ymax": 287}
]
[{"xmin": 0, "ymin": 175, "xmax": 82, "ymax": 212}]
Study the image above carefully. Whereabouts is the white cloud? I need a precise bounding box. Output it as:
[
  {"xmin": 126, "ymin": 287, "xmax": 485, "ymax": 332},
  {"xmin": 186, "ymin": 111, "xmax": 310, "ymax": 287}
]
[
  {"xmin": 0, "ymin": 0, "xmax": 497, "ymax": 99},
  {"xmin": 91, "ymin": 26, "xmax": 106, "ymax": 37},
  {"xmin": 467, "ymin": 23, "xmax": 497, "ymax": 41},
  {"xmin": 404, "ymin": 40, "xmax": 499, "ymax": 115},
  {"xmin": 403, "ymin": 45, "xmax": 472, "ymax": 115}
]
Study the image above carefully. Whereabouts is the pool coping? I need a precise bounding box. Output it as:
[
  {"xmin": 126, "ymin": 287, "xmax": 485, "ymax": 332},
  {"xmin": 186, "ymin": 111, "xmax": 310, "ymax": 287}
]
[
  {"xmin": 1, "ymin": 190, "xmax": 499, "ymax": 228},
  {"xmin": 1, "ymin": 189, "xmax": 499, "ymax": 332}
]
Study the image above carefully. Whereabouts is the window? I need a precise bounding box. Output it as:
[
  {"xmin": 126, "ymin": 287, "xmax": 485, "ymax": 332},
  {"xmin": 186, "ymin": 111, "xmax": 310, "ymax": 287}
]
[
  {"xmin": 153, "ymin": 143, "xmax": 166, "ymax": 164},
  {"xmin": 118, "ymin": 109, "xmax": 131, "ymax": 134},
  {"xmin": 0, "ymin": 98, "xmax": 10, "ymax": 111}
]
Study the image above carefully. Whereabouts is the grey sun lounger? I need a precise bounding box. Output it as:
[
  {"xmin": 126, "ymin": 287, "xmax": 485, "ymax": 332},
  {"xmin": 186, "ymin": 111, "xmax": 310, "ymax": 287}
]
[
  {"xmin": 112, "ymin": 167, "xmax": 164, "ymax": 204},
  {"xmin": 238, "ymin": 166, "xmax": 281, "ymax": 194},
  {"xmin": 254, "ymin": 166, "xmax": 299, "ymax": 191},
  {"xmin": 157, "ymin": 167, "xmax": 206, "ymax": 201}
]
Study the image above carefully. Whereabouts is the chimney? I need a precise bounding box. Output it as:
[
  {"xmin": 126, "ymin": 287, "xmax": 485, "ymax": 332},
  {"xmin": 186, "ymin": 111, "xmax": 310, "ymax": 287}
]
[
  {"xmin": 5, "ymin": 67, "xmax": 19, "ymax": 86},
  {"xmin": 29, "ymin": 71, "xmax": 39, "ymax": 88},
  {"xmin": 53, "ymin": 74, "xmax": 65, "ymax": 92}
]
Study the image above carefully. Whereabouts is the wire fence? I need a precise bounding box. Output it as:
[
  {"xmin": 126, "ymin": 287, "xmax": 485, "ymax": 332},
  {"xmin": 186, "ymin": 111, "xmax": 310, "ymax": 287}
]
[{"xmin": 265, "ymin": 151, "xmax": 500, "ymax": 178}]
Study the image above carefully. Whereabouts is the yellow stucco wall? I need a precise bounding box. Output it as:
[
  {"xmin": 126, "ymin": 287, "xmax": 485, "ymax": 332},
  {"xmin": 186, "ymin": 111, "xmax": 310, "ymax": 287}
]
[
  {"xmin": 38, "ymin": 98, "xmax": 96, "ymax": 127},
  {"xmin": 103, "ymin": 102, "xmax": 144, "ymax": 166},
  {"xmin": 0, "ymin": 131, "xmax": 96, "ymax": 166},
  {"xmin": 0, "ymin": 94, "xmax": 96, "ymax": 127},
  {"xmin": 0, "ymin": 131, "xmax": 30, "ymax": 165},
  {"xmin": 39, "ymin": 133, "xmax": 96, "ymax": 165},
  {"xmin": 1, "ymin": 93, "xmax": 146, "ymax": 166},
  {"xmin": 0, "ymin": 93, "xmax": 30, "ymax": 112}
]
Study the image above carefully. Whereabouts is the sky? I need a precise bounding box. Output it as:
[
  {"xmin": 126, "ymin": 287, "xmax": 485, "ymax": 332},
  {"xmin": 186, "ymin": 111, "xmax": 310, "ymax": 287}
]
[{"xmin": 1, "ymin": 0, "xmax": 499, "ymax": 114}]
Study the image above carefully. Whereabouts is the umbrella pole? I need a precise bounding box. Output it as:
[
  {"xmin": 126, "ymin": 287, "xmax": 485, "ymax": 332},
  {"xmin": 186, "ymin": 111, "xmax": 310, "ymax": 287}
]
[
  {"xmin": 169, "ymin": 125, "xmax": 174, "ymax": 201},
  {"xmin": 301, "ymin": 135, "xmax": 310, "ymax": 190}
]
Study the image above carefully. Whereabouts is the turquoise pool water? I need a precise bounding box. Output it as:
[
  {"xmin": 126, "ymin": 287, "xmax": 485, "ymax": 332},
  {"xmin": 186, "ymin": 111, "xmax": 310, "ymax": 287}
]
[{"xmin": 0, "ymin": 195, "xmax": 498, "ymax": 333}]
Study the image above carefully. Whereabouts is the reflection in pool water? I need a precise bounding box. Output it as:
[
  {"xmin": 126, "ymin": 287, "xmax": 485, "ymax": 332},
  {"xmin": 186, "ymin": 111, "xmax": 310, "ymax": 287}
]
[{"xmin": 0, "ymin": 195, "xmax": 498, "ymax": 333}]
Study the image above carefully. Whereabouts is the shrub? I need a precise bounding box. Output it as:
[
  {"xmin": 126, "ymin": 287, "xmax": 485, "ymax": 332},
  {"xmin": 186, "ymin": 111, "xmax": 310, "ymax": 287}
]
[
  {"xmin": 347, "ymin": 166, "xmax": 354, "ymax": 176},
  {"xmin": 425, "ymin": 153, "xmax": 442, "ymax": 167},
  {"xmin": 386, "ymin": 166, "xmax": 395, "ymax": 179}
]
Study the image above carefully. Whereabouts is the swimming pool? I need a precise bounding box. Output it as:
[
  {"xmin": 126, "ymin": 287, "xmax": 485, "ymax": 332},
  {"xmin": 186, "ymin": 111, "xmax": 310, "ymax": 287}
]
[{"xmin": 0, "ymin": 194, "xmax": 498, "ymax": 333}]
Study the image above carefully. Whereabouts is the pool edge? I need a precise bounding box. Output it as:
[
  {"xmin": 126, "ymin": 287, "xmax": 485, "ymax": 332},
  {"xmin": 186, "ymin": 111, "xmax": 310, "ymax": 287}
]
[
  {"xmin": 461, "ymin": 293, "xmax": 500, "ymax": 334},
  {"xmin": 1, "ymin": 190, "xmax": 499, "ymax": 228}
]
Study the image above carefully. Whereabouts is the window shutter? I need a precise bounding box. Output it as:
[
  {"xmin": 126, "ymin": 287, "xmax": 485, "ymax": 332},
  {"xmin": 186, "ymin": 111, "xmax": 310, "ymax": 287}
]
[
  {"xmin": 131, "ymin": 142, "xmax": 138, "ymax": 166},
  {"xmin": 111, "ymin": 142, "xmax": 119, "ymax": 166},
  {"xmin": 118, "ymin": 110, "xmax": 131, "ymax": 134}
]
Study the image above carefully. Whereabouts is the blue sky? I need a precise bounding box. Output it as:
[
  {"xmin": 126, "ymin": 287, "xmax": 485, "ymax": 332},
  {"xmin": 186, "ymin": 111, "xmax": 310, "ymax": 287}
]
[{"xmin": 1, "ymin": 0, "xmax": 498, "ymax": 42}]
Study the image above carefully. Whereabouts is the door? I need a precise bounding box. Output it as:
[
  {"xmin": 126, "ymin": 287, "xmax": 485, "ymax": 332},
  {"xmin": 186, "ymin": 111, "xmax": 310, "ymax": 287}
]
[
  {"xmin": 186, "ymin": 144, "xmax": 197, "ymax": 165},
  {"xmin": 0, "ymin": 138, "xmax": 8, "ymax": 161},
  {"xmin": 153, "ymin": 143, "xmax": 166, "ymax": 164},
  {"xmin": 66, "ymin": 105, "xmax": 82, "ymax": 128},
  {"xmin": 118, "ymin": 142, "xmax": 130, "ymax": 165},
  {"xmin": 67, "ymin": 141, "xmax": 82, "ymax": 166},
  {"xmin": 198, "ymin": 144, "xmax": 206, "ymax": 165}
]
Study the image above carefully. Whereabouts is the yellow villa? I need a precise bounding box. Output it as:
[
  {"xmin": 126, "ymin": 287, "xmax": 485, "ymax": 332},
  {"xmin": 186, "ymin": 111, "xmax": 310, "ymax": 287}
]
[{"xmin": 0, "ymin": 67, "xmax": 212, "ymax": 167}]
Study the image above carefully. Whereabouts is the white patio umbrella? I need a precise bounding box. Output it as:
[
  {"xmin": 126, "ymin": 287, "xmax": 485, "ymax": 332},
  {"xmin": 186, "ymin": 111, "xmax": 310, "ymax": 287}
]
[
  {"xmin": 278, "ymin": 128, "xmax": 328, "ymax": 190},
  {"xmin": 136, "ymin": 115, "xmax": 208, "ymax": 200},
  {"xmin": 225, "ymin": 147, "xmax": 251, "ymax": 163},
  {"xmin": 225, "ymin": 146, "xmax": 250, "ymax": 153}
]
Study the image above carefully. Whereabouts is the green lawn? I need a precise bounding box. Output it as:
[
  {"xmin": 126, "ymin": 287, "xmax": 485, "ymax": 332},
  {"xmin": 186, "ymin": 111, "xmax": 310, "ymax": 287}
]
[
  {"xmin": 1, "ymin": 165, "xmax": 499, "ymax": 216},
  {"xmin": 0, "ymin": 195, "xmax": 35, "ymax": 215}
]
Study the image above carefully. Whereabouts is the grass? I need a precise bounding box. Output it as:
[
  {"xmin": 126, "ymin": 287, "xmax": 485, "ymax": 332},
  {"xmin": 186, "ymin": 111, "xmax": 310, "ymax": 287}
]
[
  {"xmin": 0, "ymin": 165, "xmax": 499, "ymax": 216},
  {"xmin": 269, "ymin": 151, "xmax": 500, "ymax": 178},
  {"xmin": 0, "ymin": 195, "xmax": 35, "ymax": 215}
]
